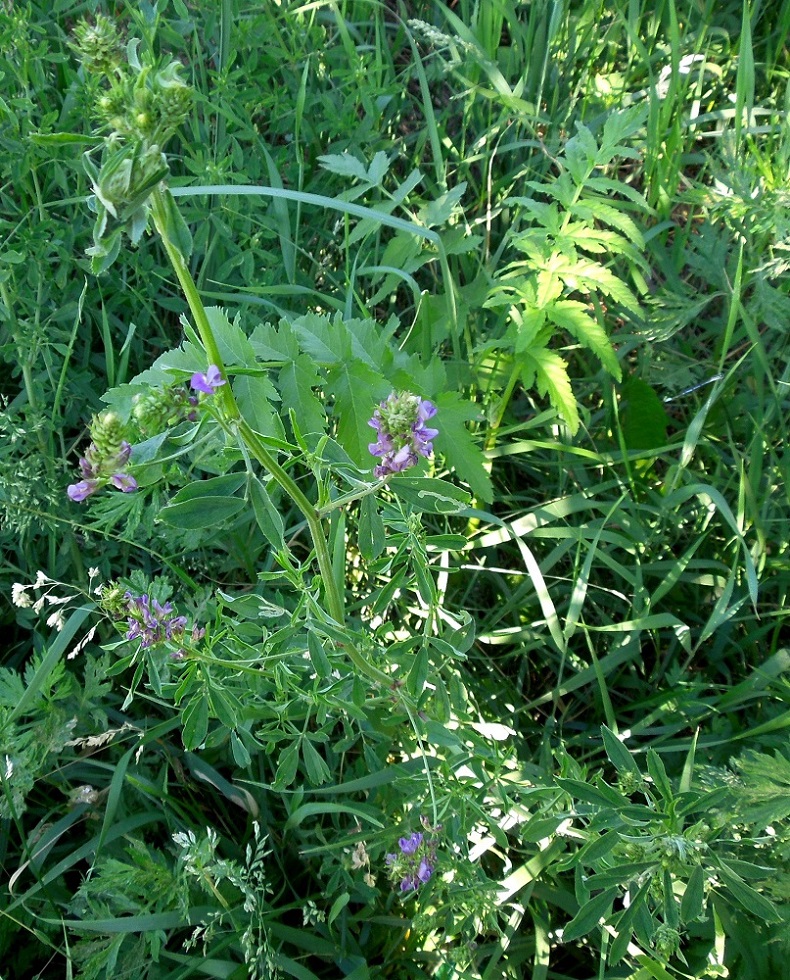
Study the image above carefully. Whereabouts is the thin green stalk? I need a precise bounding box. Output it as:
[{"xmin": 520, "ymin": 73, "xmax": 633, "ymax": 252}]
[
  {"xmin": 315, "ymin": 479, "xmax": 387, "ymax": 517},
  {"xmin": 150, "ymin": 188, "xmax": 399, "ymax": 688},
  {"xmin": 149, "ymin": 186, "xmax": 345, "ymax": 626}
]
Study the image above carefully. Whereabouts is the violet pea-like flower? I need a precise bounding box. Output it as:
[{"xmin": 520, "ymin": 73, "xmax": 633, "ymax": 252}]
[
  {"xmin": 190, "ymin": 364, "xmax": 226, "ymax": 395},
  {"xmin": 110, "ymin": 472, "xmax": 138, "ymax": 492},
  {"xmin": 398, "ymin": 832, "xmax": 423, "ymax": 855},
  {"xmin": 67, "ymin": 479, "xmax": 100, "ymax": 502},
  {"xmin": 368, "ymin": 392, "xmax": 439, "ymax": 478}
]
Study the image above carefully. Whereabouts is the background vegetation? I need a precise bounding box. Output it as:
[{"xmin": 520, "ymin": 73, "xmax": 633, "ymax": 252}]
[{"xmin": 1, "ymin": 0, "xmax": 789, "ymax": 977}]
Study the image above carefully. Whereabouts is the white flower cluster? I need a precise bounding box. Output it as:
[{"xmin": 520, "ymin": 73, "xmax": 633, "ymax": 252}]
[{"xmin": 11, "ymin": 568, "xmax": 101, "ymax": 656}]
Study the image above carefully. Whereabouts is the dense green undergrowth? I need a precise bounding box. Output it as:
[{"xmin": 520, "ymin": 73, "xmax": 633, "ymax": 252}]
[{"xmin": 1, "ymin": 1, "xmax": 789, "ymax": 978}]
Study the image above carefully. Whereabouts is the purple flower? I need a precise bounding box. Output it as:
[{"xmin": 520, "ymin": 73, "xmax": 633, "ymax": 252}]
[
  {"xmin": 67, "ymin": 479, "xmax": 100, "ymax": 502},
  {"xmin": 368, "ymin": 392, "xmax": 439, "ymax": 478},
  {"xmin": 124, "ymin": 592, "xmax": 189, "ymax": 649},
  {"xmin": 417, "ymin": 858, "xmax": 433, "ymax": 884},
  {"xmin": 386, "ymin": 821, "xmax": 439, "ymax": 896},
  {"xmin": 190, "ymin": 364, "xmax": 226, "ymax": 394},
  {"xmin": 68, "ymin": 432, "xmax": 138, "ymax": 503},
  {"xmin": 398, "ymin": 832, "xmax": 423, "ymax": 855},
  {"xmin": 110, "ymin": 472, "xmax": 138, "ymax": 492},
  {"xmin": 78, "ymin": 454, "xmax": 97, "ymax": 478}
]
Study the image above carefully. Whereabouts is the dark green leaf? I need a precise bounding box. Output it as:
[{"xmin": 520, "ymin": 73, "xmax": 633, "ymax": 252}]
[
  {"xmin": 182, "ymin": 694, "xmax": 209, "ymax": 750},
  {"xmin": 358, "ymin": 494, "xmax": 385, "ymax": 561},
  {"xmin": 407, "ymin": 645, "xmax": 429, "ymax": 696},
  {"xmin": 680, "ymin": 864, "xmax": 705, "ymax": 923},
  {"xmin": 249, "ymin": 476, "xmax": 285, "ymax": 549},
  {"xmin": 302, "ymin": 739, "xmax": 330, "ymax": 786},
  {"xmin": 715, "ymin": 861, "xmax": 783, "ymax": 922},
  {"xmin": 390, "ymin": 476, "xmax": 472, "ymax": 514},
  {"xmin": 646, "ymin": 748, "xmax": 674, "ymax": 802},
  {"xmin": 601, "ymin": 725, "xmax": 642, "ymax": 778},
  {"xmin": 159, "ymin": 495, "xmax": 246, "ymax": 529},
  {"xmin": 274, "ymin": 741, "xmax": 300, "ymax": 789},
  {"xmin": 562, "ymin": 886, "xmax": 619, "ymax": 942},
  {"xmin": 620, "ymin": 378, "xmax": 669, "ymax": 451}
]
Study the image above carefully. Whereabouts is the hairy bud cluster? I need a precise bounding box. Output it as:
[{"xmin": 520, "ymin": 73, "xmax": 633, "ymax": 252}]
[{"xmin": 67, "ymin": 411, "xmax": 137, "ymax": 503}]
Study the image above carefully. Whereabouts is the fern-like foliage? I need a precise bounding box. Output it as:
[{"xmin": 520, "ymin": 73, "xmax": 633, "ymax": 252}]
[{"xmin": 484, "ymin": 106, "xmax": 651, "ymax": 432}]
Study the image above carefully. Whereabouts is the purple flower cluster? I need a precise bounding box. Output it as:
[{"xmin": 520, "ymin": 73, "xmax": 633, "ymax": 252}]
[
  {"xmin": 67, "ymin": 440, "xmax": 137, "ymax": 503},
  {"xmin": 124, "ymin": 592, "xmax": 188, "ymax": 649},
  {"xmin": 385, "ymin": 828, "xmax": 438, "ymax": 893},
  {"xmin": 368, "ymin": 392, "xmax": 438, "ymax": 479}
]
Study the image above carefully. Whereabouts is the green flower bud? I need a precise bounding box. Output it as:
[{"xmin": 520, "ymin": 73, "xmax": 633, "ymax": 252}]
[
  {"xmin": 98, "ymin": 582, "xmax": 127, "ymax": 617},
  {"xmin": 158, "ymin": 82, "xmax": 193, "ymax": 133},
  {"xmin": 132, "ymin": 387, "xmax": 197, "ymax": 434},
  {"xmin": 71, "ymin": 14, "xmax": 124, "ymax": 76},
  {"xmin": 653, "ymin": 924, "xmax": 681, "ymax": 961},
  {"xmin": 90, "ymin": 411, "xmax": 126, "ymax": 460}
]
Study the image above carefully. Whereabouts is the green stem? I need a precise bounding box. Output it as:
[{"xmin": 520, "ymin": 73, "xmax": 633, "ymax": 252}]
[
  {"xmin": 315, "ymin": 479, "xmax": 387, "ymax": 517},
  {"xmin": 484, "ymin": 358, "xmax": 522, "ymax": 453},
  {"xmin": 149, "ymin": 186, "xmax": 345, "ymax": 626}
]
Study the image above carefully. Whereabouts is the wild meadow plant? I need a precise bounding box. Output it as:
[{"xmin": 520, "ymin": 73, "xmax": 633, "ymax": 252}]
[
  {"xmin": 3, "ymin": 4, "xmax": 789, "ymax": 979},
  {"xmin": 6, "ymin": 13, "xmax": 504, "ymax": 977}
]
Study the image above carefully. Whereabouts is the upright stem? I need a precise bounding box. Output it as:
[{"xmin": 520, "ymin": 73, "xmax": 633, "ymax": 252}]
[{"xmin": 149, "ymin": 186, "xmax": 345, "ymax": 625}]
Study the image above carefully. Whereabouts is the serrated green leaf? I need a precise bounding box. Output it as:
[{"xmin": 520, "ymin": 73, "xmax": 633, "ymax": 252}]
[
  {"xmin": 327, "ymin": 359, "xmax": 388, "ymax": 463},
  {"xmin": 317, "ymin": 151, "xmax": 370, "ymax": 181},
  {"xmin": 431, "ymin": 392, "xmax": 492, "ymax": 503},
  {"xmin": 571, "ymin": 258, "xmax": 642, "ymax": 314},
  {"xmin": 292, "ymin": 311, "xmax": 349, "ymax": 365},
  {"xmin": 523, "ymin": 347, "xmax": 579, "ymax": 433},
  {"xmin": 367, "ymin": 151, "xmax": 390, "ymax": 185},
  {"xmin": 599, "ymin": 106, "xmax": 648, "ymax": 162},
  {"xmin": 126, "ymin": 340, "xmax": 204, "ymax": 388},
  {"xmin": 249, "ymin": 319, "xmax": 295, "ymax": 361},
  {"xmin": 234, "ymin": 374, "xmax": 286, "ymax": 440},
  {"xmin": 546, "ymin": 298, "xmax": 621, "ymax": 375},
  {"xmin": 278, "ymin": 355, "xmax": 326, "ymax": 437},
  {"xmin": 570, "ymin": 199, "xmax": 645, "ymax": 248},
  {"xmin": 345, "ymin": 316, "xmax": 391, "ymax": 369},
  {"xmin": 205, "ymin": 307, "xmax": 257, "ymax": 366}
]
